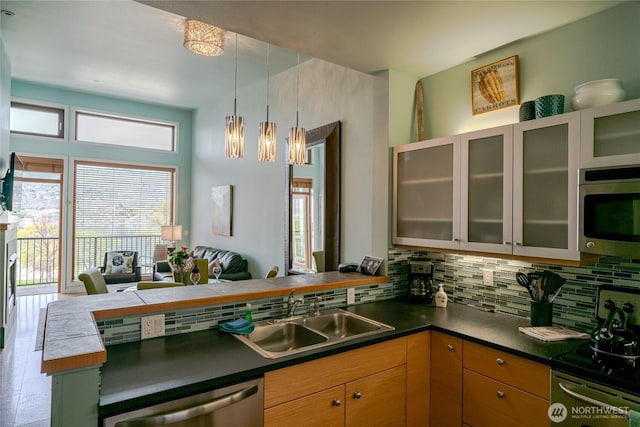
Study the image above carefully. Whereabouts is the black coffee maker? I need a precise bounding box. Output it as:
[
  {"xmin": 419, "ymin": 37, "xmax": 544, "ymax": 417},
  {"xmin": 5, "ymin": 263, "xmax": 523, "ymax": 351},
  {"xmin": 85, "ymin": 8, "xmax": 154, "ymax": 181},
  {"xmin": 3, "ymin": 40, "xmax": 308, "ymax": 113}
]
[{"xmin": 407, "ymin": 258, "xmax": 434, "ymax": 304}]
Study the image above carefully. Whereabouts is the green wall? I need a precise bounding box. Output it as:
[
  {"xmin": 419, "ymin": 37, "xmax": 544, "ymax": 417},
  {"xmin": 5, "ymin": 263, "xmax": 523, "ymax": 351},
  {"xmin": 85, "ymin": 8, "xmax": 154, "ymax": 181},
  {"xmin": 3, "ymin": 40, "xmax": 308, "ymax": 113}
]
[
  {"xmin": 9, "ymin": 80, "xmax": 193, "ymax": 290},
  {"xmin": 414, "ymin": 1, "xmax": 640, "ymax": 141}
]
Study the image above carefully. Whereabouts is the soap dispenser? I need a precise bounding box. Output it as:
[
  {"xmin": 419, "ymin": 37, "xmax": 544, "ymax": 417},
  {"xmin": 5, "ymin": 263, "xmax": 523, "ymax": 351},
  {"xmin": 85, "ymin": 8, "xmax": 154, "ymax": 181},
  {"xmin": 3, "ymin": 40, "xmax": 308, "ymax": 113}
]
[{"xmin": 435, "ymin": 284, "xmax": 448, "ymax": 308}]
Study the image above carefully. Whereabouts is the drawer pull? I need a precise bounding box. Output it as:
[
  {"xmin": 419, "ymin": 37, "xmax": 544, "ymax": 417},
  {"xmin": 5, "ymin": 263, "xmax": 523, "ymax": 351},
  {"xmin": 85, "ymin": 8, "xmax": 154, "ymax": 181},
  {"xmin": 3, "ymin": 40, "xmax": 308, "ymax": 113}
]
[
  {"xmin": 496, "ymin": 358, "xmax": 505, "ymax": 365},
  {"xmin": 447, "ymin": 344, "xmax": 455, "ymax": 351},
  {"xmin": 332, "ymin": 399, "xmax": 342, "ymax": 407},
  {"xmin": 497, "ymin": 391, "xmax": 505, "ymax": 398},
  {"xmin": 353, "ymin": 392, "xmax": 362, "ymax": 399}
]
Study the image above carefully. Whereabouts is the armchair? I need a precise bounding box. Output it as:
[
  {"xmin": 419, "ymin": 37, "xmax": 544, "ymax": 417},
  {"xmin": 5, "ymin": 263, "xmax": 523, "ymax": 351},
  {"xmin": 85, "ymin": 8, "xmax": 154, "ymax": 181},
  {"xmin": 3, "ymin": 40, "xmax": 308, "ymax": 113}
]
[{"xmin": 100, "ymin": 251, "xmax": 141, "ymax": 284}]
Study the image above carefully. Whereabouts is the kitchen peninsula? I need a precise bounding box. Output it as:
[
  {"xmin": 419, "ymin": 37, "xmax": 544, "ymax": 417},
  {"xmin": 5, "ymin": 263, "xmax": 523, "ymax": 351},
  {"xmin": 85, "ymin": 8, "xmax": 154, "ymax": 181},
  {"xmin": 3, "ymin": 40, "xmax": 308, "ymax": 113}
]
[{"xmin": 43, "ymin": 272, "xmax": 585, "ymax": 426}]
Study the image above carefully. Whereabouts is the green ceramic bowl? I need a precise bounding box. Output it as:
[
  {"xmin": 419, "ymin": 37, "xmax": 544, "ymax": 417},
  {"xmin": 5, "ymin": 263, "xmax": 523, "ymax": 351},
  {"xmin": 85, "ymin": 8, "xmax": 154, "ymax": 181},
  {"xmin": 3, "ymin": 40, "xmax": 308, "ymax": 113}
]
[{"xmin": 534, "ymin": 95, "xmax": 564, "ymax": 118}]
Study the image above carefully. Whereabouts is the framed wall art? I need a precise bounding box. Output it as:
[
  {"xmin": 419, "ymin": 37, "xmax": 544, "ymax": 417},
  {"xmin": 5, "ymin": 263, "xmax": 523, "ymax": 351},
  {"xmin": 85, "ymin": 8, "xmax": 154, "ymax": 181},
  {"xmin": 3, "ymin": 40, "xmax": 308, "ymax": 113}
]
[
  {"xmin": 211, "ymin": 185, "xmax": 232, "ymax": 236},
  {"xmin": 471, "ymin": 55, "xmax": 520, "ymax": 115}
]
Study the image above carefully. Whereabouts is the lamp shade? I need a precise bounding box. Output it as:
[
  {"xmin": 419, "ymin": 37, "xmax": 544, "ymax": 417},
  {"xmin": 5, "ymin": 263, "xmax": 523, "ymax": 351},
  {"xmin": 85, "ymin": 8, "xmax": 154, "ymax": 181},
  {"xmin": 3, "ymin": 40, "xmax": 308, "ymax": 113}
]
[
  {"xmin": 161, "ymin": 225, "xmax": 182, "ymax": 242},
  {"xmin": 183, "ymin": 19, "xmax": 225, "ymax": 56}
]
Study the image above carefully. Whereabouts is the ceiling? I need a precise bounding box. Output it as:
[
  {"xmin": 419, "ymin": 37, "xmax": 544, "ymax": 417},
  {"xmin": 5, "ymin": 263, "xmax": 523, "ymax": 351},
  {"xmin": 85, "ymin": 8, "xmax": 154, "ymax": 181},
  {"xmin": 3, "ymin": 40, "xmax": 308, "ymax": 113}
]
[{"xmin": 0, "ymin": 0, "xmax": 623, "ymax": 110}]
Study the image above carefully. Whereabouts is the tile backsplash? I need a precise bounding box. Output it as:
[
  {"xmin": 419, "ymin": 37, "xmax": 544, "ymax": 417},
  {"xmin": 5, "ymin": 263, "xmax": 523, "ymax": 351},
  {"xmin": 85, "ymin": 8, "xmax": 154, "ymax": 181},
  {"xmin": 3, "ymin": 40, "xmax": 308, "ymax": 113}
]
[
  {"xmin": 388, "ymin": 248, "xmax": 640, "ymax": 332},
  {"xmin": 98, "ymin": 250, "xmax": 639, "ymax": 346}
]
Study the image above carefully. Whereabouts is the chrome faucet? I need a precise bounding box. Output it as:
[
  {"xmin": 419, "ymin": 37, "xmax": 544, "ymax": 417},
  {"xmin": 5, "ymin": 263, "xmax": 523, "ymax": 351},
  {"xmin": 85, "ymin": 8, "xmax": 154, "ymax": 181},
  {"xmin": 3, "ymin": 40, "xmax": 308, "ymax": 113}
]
[
  {"xmin": 311, "ymin": 296, "xmax": 323, "ymax": 316},
  {"xmin": 287, "ymin": 290, "xmax": 303, "ymax": 317}
]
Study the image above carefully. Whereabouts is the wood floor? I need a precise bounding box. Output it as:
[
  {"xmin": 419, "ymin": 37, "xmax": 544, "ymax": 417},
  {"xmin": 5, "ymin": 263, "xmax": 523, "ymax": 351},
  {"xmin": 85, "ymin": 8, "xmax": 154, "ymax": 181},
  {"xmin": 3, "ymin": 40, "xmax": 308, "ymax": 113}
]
[{"xmin": 0, "ymin": 291, "xmax": 63, "ymax": 426}]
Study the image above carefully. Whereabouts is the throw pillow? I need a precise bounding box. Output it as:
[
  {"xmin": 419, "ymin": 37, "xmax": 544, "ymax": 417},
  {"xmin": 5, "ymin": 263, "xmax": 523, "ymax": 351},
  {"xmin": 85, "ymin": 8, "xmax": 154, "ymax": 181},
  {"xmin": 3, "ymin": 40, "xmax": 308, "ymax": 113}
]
[
  {"xmin": 208, "ymin": 259, "xmax": 221, "ymax": 276},
  {"xmin": 105, "ymin": 251, "xmax": 135, "ymax": 274}
]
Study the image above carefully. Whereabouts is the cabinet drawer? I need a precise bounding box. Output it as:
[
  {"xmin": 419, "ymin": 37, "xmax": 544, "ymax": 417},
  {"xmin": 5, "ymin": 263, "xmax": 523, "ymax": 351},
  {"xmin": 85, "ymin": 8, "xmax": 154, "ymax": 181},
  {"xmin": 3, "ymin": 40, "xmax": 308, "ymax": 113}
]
[
  {"xmin": 463, "ymin": 341, "xmax": 549, "ymax": 399},
  {"xmin": 463, "ymin": 369, "xmax": 549, "ymax": 427},
  {"xmin": 265, "ymin": 337, "xmax": 407, "ymax": 408},
  {"xmin": 264, "ymin": 385, "xmax": 345, "ymax": 427}
]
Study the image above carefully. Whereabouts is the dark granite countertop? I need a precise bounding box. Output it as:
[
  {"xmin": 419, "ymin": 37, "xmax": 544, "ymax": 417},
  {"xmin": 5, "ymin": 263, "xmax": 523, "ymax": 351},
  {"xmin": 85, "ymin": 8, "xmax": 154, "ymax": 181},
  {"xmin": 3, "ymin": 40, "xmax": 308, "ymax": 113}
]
[{"xmin": 99, "ymin": 298, "xmax": 587, "ymax": 417}]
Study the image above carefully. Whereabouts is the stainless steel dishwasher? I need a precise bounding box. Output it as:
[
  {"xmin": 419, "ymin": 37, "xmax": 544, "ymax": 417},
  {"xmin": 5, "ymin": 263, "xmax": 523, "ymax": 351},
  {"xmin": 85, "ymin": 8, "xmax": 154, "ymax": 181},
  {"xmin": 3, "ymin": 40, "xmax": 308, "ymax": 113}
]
[{"xmin": 103, "ymin": 378, "xmax": 263, "ymax": 427}]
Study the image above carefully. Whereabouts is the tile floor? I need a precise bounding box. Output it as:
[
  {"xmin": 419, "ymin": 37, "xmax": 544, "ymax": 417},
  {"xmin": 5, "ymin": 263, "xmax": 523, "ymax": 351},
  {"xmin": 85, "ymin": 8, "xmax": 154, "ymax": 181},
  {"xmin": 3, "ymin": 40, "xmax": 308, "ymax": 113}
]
[{"xmin": 1, "ymin": 291, "xmax": 61, "ymax": 426}]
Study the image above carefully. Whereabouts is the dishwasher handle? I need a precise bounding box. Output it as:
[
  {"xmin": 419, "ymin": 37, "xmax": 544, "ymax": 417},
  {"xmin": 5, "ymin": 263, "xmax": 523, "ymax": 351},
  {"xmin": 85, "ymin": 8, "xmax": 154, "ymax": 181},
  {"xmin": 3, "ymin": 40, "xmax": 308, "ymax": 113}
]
[
  {"xmin": 558, "ymin": 382, "xmax": 626, "ymax": 415},
  {"xmin": 114, "ymin": 384, "xmax": 259, "ymax": 427}
]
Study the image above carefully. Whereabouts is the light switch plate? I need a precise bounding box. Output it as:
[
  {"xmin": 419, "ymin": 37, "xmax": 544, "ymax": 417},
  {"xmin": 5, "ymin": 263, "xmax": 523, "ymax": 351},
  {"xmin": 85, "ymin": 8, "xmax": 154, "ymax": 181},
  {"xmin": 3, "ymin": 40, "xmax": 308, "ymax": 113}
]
[
  {"xmin": 141, "ymin": 314, "xmax": 165, "ymax": 339},
  {"xmin": 483, "ymin": 269, "xmax": 493, "ymax": 286},
  {"xmin": 347, "ymin": 288, "xmax": 356, "ymax": 305}
]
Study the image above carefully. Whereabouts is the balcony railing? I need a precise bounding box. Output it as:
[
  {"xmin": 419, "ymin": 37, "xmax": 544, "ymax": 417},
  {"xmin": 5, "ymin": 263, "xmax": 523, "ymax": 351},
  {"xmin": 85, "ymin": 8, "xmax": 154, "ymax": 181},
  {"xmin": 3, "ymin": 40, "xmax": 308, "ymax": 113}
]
[{"xmin": 16, "ymin": 235, "xmax": 163, "ymax": 287}]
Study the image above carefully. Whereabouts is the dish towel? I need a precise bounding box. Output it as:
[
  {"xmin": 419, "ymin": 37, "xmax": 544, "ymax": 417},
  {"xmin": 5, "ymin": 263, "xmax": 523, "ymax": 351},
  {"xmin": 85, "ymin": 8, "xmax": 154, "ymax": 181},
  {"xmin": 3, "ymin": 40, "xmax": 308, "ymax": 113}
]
[
  {"xmin": 629, "ymin": 409, "xmax": 640, "ymax": 427},
  {"xmin": 219, "ymin": 318, "xmax": 254, "ymax": 335}
]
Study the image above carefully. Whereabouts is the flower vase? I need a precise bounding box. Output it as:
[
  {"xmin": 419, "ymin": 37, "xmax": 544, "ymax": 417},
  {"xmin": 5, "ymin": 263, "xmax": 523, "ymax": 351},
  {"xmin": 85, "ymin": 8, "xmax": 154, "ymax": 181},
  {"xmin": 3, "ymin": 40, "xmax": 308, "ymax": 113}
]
[{"xmin": 173, "ymin": 272, "xmax": 191, "ymax": 286}]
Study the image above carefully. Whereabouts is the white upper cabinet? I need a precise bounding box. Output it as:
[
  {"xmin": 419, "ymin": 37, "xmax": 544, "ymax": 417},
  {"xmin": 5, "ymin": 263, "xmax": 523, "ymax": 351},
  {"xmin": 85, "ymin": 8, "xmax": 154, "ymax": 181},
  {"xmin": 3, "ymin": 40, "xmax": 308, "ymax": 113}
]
[
  {"xmin": 580, "ymin": 98, "xmax": 640, "ymax": 168},
  {"xmin": 393, "ymin": 135, "xmax": 461, "ymax": 250},
  {"xmin": 512, "ymin": 112, "xmax": 581, "ymax": 260},
  {"xmin": 459, "ymin": 125, "xmax": 513, "ymax": 254}
]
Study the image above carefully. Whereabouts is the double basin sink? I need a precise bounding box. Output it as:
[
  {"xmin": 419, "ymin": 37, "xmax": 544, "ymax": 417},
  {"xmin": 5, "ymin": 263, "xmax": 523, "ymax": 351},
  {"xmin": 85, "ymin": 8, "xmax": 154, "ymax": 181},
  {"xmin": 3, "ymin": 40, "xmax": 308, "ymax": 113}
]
[{"xmin": 232, "ymin": 309, "xmax": 395, "ymax": 359}]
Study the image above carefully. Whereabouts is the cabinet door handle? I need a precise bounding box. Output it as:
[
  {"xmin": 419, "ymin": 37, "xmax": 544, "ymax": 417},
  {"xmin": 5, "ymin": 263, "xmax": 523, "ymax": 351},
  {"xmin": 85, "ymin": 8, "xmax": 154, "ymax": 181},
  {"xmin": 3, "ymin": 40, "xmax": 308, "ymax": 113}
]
[
  {"xmin": 447, "ymin": 344, "xmax": 455, "ymax": 351},
  {"xmin": 503, "ymin": 241, "xmax": 512, "ymax": 245},
  {"xmin": 332, "ymin": 399, "xmax": 342, "ymax": 407},
  {"xmin": 496, "ymin": 358, "xmax": 505, "ymax": 365},
  {"xmin": 353, "ymin": 392, "xmax": 362, "ymax": 399},
  {"xmin": 497, "ymin": 391, "xmax": 505, "ymax": 398}
]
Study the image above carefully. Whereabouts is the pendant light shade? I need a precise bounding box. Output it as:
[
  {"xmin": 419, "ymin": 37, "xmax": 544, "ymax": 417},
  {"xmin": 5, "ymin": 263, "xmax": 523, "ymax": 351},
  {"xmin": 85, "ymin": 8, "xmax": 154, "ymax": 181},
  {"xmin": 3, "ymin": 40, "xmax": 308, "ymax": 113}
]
[
  {"xmin": 225, "ymin": 34, "xmax": 244, "ymax": 158},
  {"xmin": 183, "ymin": 19, "xmax": 225, "ymax": 56},
  {"xmin": 288, "ymin": 53, "xmax": 306, "ymax": 165},
  {"xmin": 258, "ymin": 44, "xmax": 277, "ymax": 162},
  {"xmin": 258, "ymin": 118, "xmax": 277, "ymax": 162}
]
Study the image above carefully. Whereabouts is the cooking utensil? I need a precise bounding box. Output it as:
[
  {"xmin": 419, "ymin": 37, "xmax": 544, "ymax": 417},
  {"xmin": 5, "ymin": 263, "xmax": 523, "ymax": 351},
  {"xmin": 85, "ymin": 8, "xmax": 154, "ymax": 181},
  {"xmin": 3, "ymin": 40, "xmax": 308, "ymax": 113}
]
[
  {"xmin": 516, "ymin": 272, "xmax": 535, "ymax": 300},
  {"xmin": 528, "ymin": 272, "xmax": 542, "ymax": 301},
  {"xmin": 541, "ymin": 271, "xmax": 566, "ymax": 303}
]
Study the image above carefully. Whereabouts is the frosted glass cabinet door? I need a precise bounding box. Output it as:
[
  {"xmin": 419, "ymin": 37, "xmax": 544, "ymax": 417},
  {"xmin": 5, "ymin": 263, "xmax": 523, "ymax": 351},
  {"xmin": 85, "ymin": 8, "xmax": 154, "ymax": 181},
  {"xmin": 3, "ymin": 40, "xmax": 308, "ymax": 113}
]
[
  {"xmin": 513, "ymin": 112, "xmax": 580, "ymax": 260},
  {"xmin": 393, "ymin": 136, "xmax": 460, "ymax": 249},
  {"xmin": 580, "ymin": 98, "xmax": 640, "ymax": 168},
  {"xmin": 460, "ymin": 125, "xmax": 513, "ymax": 254}
]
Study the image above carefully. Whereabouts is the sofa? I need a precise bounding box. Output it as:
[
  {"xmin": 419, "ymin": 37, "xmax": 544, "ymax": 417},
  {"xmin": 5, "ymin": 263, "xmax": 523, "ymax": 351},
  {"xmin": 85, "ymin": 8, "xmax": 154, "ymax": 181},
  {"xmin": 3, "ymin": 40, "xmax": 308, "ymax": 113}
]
[{"xmin": 153, "ymin": 245, "xmax": 251, "ymax": 282}]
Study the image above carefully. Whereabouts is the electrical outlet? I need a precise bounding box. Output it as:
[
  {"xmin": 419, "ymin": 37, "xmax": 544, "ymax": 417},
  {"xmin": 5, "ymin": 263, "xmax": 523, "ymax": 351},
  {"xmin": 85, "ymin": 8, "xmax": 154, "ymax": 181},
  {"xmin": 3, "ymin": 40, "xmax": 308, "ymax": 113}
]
[
  {"xmin": 483, "ymin": 269, "xmax": 494, "ymax": 286},
  {"xmin": 347, "ymin": 288, "xmax": 356, "ymax": 305},
  {"xmin": 141, "ymin": 314, "xmax": 165, "ymax": 339}
]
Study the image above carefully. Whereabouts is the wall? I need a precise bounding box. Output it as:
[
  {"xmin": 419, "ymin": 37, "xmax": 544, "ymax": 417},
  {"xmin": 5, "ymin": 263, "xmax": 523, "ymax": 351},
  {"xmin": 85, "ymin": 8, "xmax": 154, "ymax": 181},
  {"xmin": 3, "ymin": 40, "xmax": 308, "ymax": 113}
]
[
  {"xmin": 0, "ymin": 39, "xmax": 10, "ymax": 223},
  {"xmin": 9, "ymin": 81, "xmax": 193, "ymax": 291},
  {"xmin": 413, "ymin": 1, "xmax": 640, "ymax": 142},
  {"xmin": 191, "ymin": 57, "xmax": 388, "ymax": 278},
  {"xmin": 387, "ymin": 2, "xmax": 640, "ymax": 330}
]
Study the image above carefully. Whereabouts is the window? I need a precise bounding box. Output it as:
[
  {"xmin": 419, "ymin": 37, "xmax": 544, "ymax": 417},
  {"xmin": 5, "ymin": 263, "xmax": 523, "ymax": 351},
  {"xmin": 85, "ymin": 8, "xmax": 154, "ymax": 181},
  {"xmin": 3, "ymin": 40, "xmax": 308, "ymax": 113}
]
[
  {"xmin": 10, "ymin": 102, "xmax": 64, "ymax": 138},
  {"xmin": 73, "ymin": 161, "xmax": 175, "ymax": 277},
  {"xmin": 75, "ymin": 110, "xmax": 176, "ymax": 151},
  {"xmin": 291, "ymin": 178, "xmax": 313, "ymax": 271}
]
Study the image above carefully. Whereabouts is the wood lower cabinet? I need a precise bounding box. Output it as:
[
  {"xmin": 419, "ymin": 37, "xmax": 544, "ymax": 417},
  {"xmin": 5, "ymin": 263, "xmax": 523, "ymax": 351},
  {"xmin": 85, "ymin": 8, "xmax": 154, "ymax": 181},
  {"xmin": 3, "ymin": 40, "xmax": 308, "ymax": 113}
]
[
  {"xmin": 264, "ymin": 385, "xmax": 345, "ymax": 427},
  {"xmin": 345, "ymin": 365, "xmax": 406, "ymax": 426},
  {"xmin": 264, "ymin": 338, "xmax": 408, "ymax": 427},
  {"xmin": 430, "ymin": 331, "xmax": 463, "ymax": 427},
  {"xmin": 463, "ymin": 341, "xmax": 550, "ymax": 427},
  {"xmin": 407, "ymin": 331, "xmax": 430, "ymax": 427},
  {"xmin": 463, "ymin": 370, "xmax": 549, "ymax": 427}
]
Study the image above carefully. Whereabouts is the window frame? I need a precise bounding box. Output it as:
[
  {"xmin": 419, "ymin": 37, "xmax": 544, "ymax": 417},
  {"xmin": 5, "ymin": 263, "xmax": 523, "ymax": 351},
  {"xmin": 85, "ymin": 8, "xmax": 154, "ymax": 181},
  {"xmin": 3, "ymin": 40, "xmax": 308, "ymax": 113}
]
[
  {"xmin": 10, "ymin": 100, "xmax": 66, "ymax": 139},
  {"xmin": 72, "ymin": 108, "xmax": 178, "ymax": 152}
]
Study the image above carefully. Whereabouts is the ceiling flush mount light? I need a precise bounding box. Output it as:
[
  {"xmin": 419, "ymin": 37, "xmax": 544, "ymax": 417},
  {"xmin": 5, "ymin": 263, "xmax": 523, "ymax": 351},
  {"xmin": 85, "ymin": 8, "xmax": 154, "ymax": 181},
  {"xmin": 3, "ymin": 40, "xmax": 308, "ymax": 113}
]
[
  {"xmin": 258, "ymin": 44, "xmax": 277, "ymax": 162},
  {"xmin": 183, "ymin": 19, "xmax": 225, "ymax": 56},
  {"xmin": 288, "ymin": 53, "xmax": 306, "ymax": 165},
  {"xmin": 225, "ymin": 34, "xmax": 244, "ymax": 158}
]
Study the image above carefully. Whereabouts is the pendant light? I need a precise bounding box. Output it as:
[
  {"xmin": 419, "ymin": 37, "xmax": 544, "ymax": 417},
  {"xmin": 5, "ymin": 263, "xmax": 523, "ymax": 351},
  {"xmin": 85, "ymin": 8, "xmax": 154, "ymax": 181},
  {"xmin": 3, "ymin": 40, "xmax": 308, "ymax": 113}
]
[
  {"xmin": 183, "ymin": 19, "xmax": 225, "ymax": 57},
  {"xmin": 288, "ymin": 53, "xmax": 306, "ymax": 165},
  {"xmin": 225, "ymin": 34, "xmax": 244, "ymax": 158},
  {"xmin": 258, "ymin": 44, "xmax": 277, "ymax": 162}
]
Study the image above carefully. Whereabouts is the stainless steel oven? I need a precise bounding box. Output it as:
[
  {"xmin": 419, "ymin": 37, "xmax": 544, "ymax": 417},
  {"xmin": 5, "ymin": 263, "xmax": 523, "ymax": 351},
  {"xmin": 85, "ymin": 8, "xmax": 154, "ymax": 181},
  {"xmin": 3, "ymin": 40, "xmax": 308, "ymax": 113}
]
[
  {"xmin": 551, "ymin": 370, "xmax": 640, "ymax": 427},
  {"xmin": 579, "ymin": 165, "xmax": 640, "ymax": 258}
]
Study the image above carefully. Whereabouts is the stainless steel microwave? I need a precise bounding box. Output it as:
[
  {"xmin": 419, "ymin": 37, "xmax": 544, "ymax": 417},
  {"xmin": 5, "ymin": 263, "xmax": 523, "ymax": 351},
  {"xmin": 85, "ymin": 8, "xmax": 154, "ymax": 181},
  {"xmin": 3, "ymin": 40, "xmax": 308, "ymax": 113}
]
[{"xmin": 579, "ymin": 166, "xmax": 640, "ymax": 258}]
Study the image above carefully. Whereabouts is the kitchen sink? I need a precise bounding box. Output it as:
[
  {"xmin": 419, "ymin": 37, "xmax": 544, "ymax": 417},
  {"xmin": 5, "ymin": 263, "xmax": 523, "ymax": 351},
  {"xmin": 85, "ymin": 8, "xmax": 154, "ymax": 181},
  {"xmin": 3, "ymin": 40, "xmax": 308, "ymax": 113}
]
[
  {"xmin": 302, "ymin": 311, "xmax": 384, "ymax": 338},
  {"xmin": 232, "ymin": 309, "xmax": 394, "ymax": 359}
]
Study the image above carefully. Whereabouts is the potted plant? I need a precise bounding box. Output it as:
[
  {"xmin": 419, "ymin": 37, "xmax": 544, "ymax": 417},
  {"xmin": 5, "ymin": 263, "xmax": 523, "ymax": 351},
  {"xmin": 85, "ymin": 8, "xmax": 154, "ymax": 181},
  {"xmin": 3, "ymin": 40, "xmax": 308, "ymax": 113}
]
[{"xmin": 168, "ymin": 246, "xmax": 194, "ymax": 285}]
